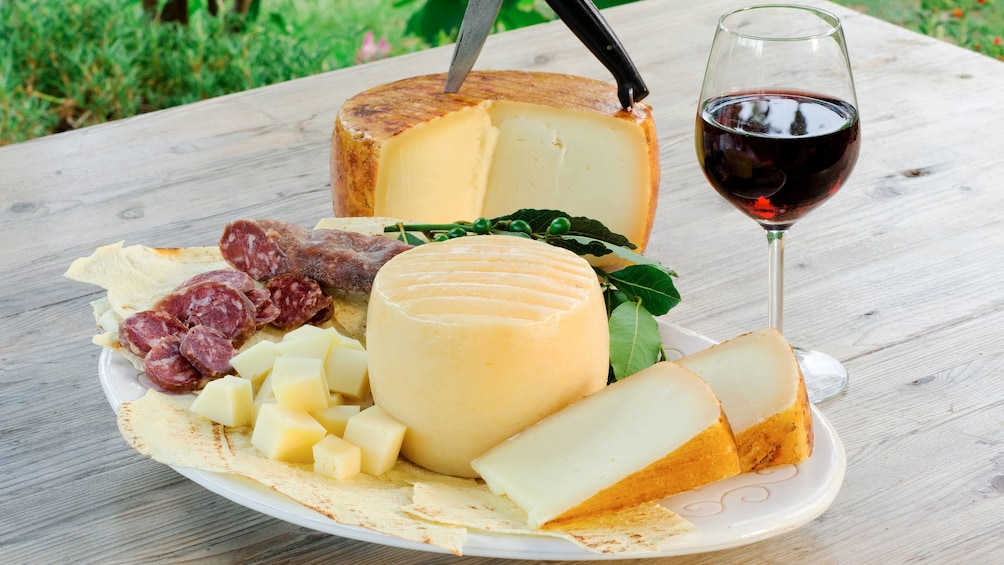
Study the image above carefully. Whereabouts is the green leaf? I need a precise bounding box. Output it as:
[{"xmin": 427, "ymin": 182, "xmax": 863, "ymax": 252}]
[
  {"xmin": 608, "ymin": 300, "xmax": 662, "ymax": 381},
  {"xmin": 606, "ymin": 264, "xmax": 681, "ymax": 316}
]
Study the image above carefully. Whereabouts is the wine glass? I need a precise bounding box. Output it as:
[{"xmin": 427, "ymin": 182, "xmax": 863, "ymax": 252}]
[{"xmin": 695, "ymin": 5, "xmax": 861, "ymax": 403}]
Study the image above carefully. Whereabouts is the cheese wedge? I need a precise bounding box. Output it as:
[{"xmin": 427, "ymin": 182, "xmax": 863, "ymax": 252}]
[
  {"xmin": 366, "ymin": 235, "xmax": 609, "ymax": 478},
  {"xmin": 331, "ymin": 71, "xmax": 659, "ymax": 260},
  {"xmin": 676, "ymin": 327, "xmax": 813, "ymax": 472},
  {"xmin": 471, "ymin": 361, "xmax": 740, "ymax": 528}
]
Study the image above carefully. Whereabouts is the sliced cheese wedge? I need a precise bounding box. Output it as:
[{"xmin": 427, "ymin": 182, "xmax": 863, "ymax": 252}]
[
  {"xmin": 676, "ymin": 327, "xmax": 813, "ymax": 472},
  {"xmin": 470, "ymin": 361, "xmax": 740, "ymax": 529},
  {"xmin": 366, "ymin": 235, "xmax": 609, "ymax": 478},
  {"xmin": 331, "ymin": 71, "xmax": 659, "ymax": 263}
]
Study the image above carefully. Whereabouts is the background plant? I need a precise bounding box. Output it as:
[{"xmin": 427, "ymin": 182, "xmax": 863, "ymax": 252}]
[{"xmin": 3, "ymin": 0, "xmax": 1003, "ymax": 146}]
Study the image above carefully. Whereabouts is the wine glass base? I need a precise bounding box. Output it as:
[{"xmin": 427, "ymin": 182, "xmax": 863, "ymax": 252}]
[{"xmin": 793, "ymin": 347, "xmax": 848, "ymax": 404}]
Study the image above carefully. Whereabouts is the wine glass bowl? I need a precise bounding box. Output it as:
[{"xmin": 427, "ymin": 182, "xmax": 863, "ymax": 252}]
[{"xmin": 695, "ymin": 5, "xmax": 860, "ymax": 403}]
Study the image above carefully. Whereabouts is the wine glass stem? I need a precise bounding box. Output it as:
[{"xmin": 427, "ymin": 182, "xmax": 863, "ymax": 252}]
[{"xmin": 767, "ymin": 229, "xmax": 787, "ymax": 333}]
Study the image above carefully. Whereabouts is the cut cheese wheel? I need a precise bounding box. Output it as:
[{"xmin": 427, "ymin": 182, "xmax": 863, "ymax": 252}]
[
  {"xmin": 676, "ymin": 327, "xmax": 813, "ymax": 472},
  {"xmin": 470, "ymin": 361, "xmax": 740, "ymax": 528},
  {"xmin": 365, "ymin": 235, "xmax": 609, "ymax": 478},
  {"xmin": 331, "ymin": 71, "xmax": 659, "ymax": 261}
]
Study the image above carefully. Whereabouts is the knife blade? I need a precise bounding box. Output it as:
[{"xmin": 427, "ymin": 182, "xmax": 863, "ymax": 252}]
[{"xmin": 444, "ymin": 0, "xmax": 504, "ymax": 93}]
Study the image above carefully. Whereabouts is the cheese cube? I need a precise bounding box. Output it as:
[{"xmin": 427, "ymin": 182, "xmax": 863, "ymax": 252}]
[
  {"xmin": 313, "ymin": 434, "xmax": 362, "ymax": 480},
  {"xmin": 281, "ymin": 324, "xmax": 337, "ymax": 343},
  {"xmin": 189, "ymin": 375, "xmax": 254, "ymax": 427},
  {"xmin": 324, "ymin": 346, "xmax": 369, "ymax": 400},
  {"xmin": 342, "ymin": 405, "xmax": 407, "ymax": 476},
  {"xmin": 230, "ymin": 340, "xmax": 277, "ymax": 390},
  {"xmin": 276, "ymin": 327, "xmax": 338, "ymax": 359},
  {"xmin": 271, "ymin": 357, "xmax": 328, "ymax": 413},
  {"xmin": 251, "ymin": 403, "xmax": 327, "ymax": 463},
  {"xmin": 310, "ymin": 404, "xmax": 361, "ymax": 437},
  {"xmin": 328, "ymin": 392, "xmax": 345, "ymax": 406}
]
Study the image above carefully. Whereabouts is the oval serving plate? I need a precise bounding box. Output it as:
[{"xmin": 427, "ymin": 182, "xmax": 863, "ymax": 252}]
[{"xmin": 99, "ymin": 320, "xmax": 845, "ymax": 560}]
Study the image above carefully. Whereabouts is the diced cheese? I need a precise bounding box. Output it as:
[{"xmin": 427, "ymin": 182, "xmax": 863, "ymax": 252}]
[
  {"xmin": 332, "ymin": 71, "xmax": 659, "ymax": 263},
  {"xmin": 313, "ymin": 434, "xmax": 362, "ymax": 480},
  {"xmin": 676, "ymin": 327, "xmax": 813, "ymax": 471},
  {"xmin": 230, "ymin": 340, "xmax": 277, "ymax": 390},
  {"xmin": 276, "ymin": 327, "xmax": 338, "ymax": 359},
  {"xmin": 366, "ymin": 235, "xmax": 609, "ymax": 477},
  {"xmin": 251, "ymin": 403, "xmax": 327, "ymax": 463},
  {"xmin": 271, "ymin": 357, "xmax": 328, "ymax": 413},
  {"xmin": 471, "ymin": 362, "xmax": 741, "ymax": 528},
  {"xmin": 310, "ymin": 404, "xmax": 361, "ymax": 437},
  {"xmin": 324, "ymin": 345, "xmax": 369, "ymax": 400},
  {"xmin": 342, "ymin": 405, "xmax": 407, "ymax": 476},
  {"xmin": 189, "ymin": 375, "xmax": 254, "ymax": 427}
]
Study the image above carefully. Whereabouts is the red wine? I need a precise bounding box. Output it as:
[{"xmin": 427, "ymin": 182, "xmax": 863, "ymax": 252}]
[{"xmin": 697, "ymin": 91, "xmax": 860, "ymax": 228}]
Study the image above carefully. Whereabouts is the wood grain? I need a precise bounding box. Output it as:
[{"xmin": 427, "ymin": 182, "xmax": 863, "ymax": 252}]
[{"xmin": 3, "ymin": 0, "xmax": 1004, "ymax": 563}]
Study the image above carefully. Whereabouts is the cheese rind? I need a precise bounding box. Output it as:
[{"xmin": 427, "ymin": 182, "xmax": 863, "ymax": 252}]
[
  {"xmin": 676, "ymin": 327, "xmax": 813, "ymax": 471},
  {"xmin": 331, "ymin": 71, "xmax": 659, "ymax": 257},
  {"xmin": 366, "ymin": 235, "xmax": 609, "ymax": 478},
  {"xmin": 470, "ymin": 361, "xmax": 740, "ymax": 528}
]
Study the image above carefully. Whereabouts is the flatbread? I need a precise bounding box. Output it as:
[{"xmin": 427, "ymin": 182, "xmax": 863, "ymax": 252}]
[{"xmin": 117, "ymin": 390, "xmax": 695, "ymax": 556}]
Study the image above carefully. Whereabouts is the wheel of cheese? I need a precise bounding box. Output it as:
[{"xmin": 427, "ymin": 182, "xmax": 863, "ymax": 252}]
[
  {"xmin": 365, "ymin": 235, "xmax": 609, "ymax": 478},
  {"xmin": 331, "ymin": 71, "xmax": 660, "ymax": 260}
]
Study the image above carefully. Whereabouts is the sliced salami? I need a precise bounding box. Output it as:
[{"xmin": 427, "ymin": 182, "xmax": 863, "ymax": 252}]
[
  {"xmin": 154, "ymin": 281, "xmax": 256, "ymax": 347},
  {"xmin": 143, "ymin": 335, "xmax": 206, "ymax": 393},
  {"xmin": 219, "ymin": 219, "xmax": 293, "ymax": 281},
  {"xmin": 245, "ymin": 287, "xmax": 279, "ymax": 328},
  {"xmin": 175, "ymin": 269, "xmax": 255, "ymax": 294},
  {"xmin": 180, "ymin": 325, "xmax": 236, "ymax": 379},
  {"xmin": 266, "ymin": 273, "xmax": 333, "ymax": 330},
  {"xmin": 118, "ymin": 310, "xmax": 189, "ymax": 358}
]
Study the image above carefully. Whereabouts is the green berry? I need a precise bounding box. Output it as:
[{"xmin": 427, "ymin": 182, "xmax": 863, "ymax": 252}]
[
  {"xmin": 472, "ymin": 217, "xmax": 492, "ymax": 235},
  {"xmin": 433, "ymin": 233, "xmax": 450, "ymax": 242},
  {"xmin": 547, "ymin": 216, "xmax": 571, "ymax": 235},
  {"xmin": 509, "ymin": 219, "xmax": 532, "ymax": 234},
  {"xmin": 447, "ymin": 227, "xmax": 468, "ymax": 239}
]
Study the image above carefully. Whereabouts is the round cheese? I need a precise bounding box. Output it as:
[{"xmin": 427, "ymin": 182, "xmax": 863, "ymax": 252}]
[
  {"xmin": 366, "ymin": 235, "xmax": 609, "ymax": 478},
  {"xmin": 331, "ymin": 71, "xmax": 660, "ymax": 260}
]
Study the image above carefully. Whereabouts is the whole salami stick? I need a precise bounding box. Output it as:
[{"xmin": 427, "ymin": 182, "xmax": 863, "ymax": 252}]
[{"xmin": 219, "ymin": 219, "xmax": 412, "ymax": 294}]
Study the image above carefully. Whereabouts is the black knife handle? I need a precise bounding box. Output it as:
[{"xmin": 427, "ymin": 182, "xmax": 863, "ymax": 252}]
[{"xmin": 544, "ymin": 0, "xmax": 649, "ymax": 108}]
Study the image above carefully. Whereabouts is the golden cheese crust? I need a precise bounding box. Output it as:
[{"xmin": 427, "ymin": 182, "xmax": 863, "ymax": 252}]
[{"xmin": 330, "ymin": 71, "xmax": 659, "ymax": 249}]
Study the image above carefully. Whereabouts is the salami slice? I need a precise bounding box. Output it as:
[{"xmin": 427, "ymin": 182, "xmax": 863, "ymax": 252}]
[
  {"xmin": 143, "ymin": 335, "xmax": 206, "ymax": 393},
  {"xmin": 180, "ymin": 325, "xmax": 236, "ymax": 379},
  {"xmin": 154, "ymin": 281, "xmax": 256, "ymax": 347},
  {"xmin": 219, "ymin": 219, "xmax": 292, "ymax": 281},
  {"xmin": 246, "ymin": 287, "xmax": 280, "ymax": 328},
  {"xmin": 118, "ymin": 310, "xmax": 188, "ymax": 358},
  {"xmin": 175, "ymin": 269, "xmax": 255, "ymax": 294},
  {"xmin": 266, "ymin": 273, "xmax": 333, "ymax": 330}
]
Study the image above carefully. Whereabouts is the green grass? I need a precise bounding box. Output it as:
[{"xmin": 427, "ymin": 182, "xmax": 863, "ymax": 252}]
[{"xmin": 2, "ymin": 0, "xmax": 1003, "ymax": 146}]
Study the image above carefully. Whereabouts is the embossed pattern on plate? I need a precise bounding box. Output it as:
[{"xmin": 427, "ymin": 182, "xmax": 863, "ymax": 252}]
[{"xmin": 99, "ymin": 321, "xmax": 845, "ymax": 559}]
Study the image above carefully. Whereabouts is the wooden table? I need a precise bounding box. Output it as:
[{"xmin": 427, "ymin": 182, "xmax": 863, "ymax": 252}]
[{"xmin": 3, "ymin": 0, "xmax": 1003, "ymax": 562}]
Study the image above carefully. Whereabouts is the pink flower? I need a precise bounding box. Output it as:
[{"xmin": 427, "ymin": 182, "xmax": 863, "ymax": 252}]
[{"xmin": 356, "ymin": 32, "xmax": 391, "ymax": 64}]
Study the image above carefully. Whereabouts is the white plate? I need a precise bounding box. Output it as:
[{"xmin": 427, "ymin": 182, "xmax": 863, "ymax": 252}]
[{"xmin": 99, "ymin": 321, "xmax": 845, "ymax": 560}]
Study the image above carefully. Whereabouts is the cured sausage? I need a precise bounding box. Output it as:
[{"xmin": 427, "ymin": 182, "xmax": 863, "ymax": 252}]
[
  {"xmin": 246, "ymin": 287, "xmax": 281, "ymax": 328},
  {"xmin": 266, "ymin": 273, "xmax": 333, "ymax": 330},
  {"xmin": 143, "ymin": 335, "xmax": 206, "ymax": 393},
  {"xmin": 219, "ymin": 219, "xmax": 411, "ymax": 293},
  {"xmin": 154, "ymin": 281, "xmax": 256, "ymax": 347},
  {"xmin": 118, "ymin": 310, "xmax": 188, "ymax": 358},
  {"xmin": 180, "ymin": 325, "xmax": 236, "ymax": 379},
  {"xmin": 176, "ymin": 269, "xmax": 255, "ymax": 294},
  {"xmin": 218, "ymin": 220, "xmax": 292, "ymax": 281}
]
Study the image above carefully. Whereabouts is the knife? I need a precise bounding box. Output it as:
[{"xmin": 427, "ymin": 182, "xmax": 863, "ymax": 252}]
[
  {"xmin": 444, "ymin": 0, "xmax": 504, "ymax": 95},
  {"xmin": 444, "ymin": 0, "xmax": 648, "ymax": 110}
]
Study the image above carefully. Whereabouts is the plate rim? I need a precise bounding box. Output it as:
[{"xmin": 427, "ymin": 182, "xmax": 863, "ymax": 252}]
[{"xmin": 99, "ymin": 321, "xmax": 846, "ymax": 560}]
